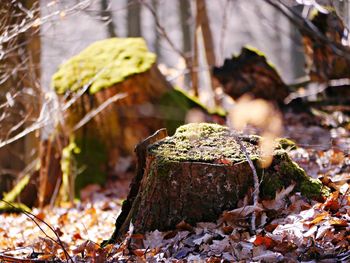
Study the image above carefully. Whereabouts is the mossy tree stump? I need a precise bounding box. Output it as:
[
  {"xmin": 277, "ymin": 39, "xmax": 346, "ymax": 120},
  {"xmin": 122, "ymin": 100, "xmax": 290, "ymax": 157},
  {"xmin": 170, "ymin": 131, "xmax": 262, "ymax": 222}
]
[
  {"xmin": 52, "ymin": 38, "xmax": 172, "ymax": 183},
  {"xmin": 41, "ymin": 38, "xmax": 223, "ymax": 204},
  {"xmin": 108, "ymin": 123, "xmax": 327, "ymax": 242}
]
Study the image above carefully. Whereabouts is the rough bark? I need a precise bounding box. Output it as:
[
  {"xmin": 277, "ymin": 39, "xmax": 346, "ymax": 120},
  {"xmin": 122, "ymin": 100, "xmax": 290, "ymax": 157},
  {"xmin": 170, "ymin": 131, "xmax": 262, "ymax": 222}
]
[
  {"xmin": 107, "ymin": 128, "xmax": 168, "ymax": 245},
  {"xmin": 107, "ymin": 123, "xmax": 327, "ymax": 242},
  {"xmin": 213, "ymin": 47, "xmax": 289, "ymax": 103},
  {"xmin": 38, "ymin": 137, "xmax": 66, "ymax": 207}
]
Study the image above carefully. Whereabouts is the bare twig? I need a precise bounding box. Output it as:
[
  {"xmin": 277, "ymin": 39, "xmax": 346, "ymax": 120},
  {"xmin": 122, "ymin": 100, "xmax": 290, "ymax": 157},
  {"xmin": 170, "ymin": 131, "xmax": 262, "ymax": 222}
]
[
  {"xmin": 0, "ymin": 200, "xmax": 72, "ymax": 262},
  {"xmin": 232, "ymin": 132, "xmax": 259, "ymax": 232},
  {"xmin": 139, "ymin": 0, "xmax": 187, "ymax": 60},
  {"xmin": 73, "ymin": 92, "xmax": 127, "ymax": 131}
]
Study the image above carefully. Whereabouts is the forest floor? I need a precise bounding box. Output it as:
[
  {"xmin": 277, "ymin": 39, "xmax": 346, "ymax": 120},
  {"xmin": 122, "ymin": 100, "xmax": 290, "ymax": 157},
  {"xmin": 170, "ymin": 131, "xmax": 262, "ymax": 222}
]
[{"xmin": 0, "ymin": 111, "xmax": 350, "ymax": 262}]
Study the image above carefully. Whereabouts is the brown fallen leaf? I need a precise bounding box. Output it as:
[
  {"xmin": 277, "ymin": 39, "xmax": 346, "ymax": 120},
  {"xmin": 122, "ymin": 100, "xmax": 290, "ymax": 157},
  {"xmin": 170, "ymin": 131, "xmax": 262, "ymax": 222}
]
[
  {"xmin": 38, "ymin": 254, "xmax": 55, "ymax": 260},
  {"xmin": 222, "ymin": 205, "xmax": 264, "ymax": 222},
  {"xmin": 35, "ymin": 211, "xmax": 46, "ymax": 221},
  {"xmin": 330, "ymin": 150, "xmax": 345, "ymax": 165},
  {"xmin": 58, "ymin": 213, "xmax": 68, "ymax": 226},
  {"xmin": 264, "ymin": 224, "xmax": 278, "ymax": 233},
  {"xmin": 72, "ymin": 232, "xmax": 82, "ymax": 241}
]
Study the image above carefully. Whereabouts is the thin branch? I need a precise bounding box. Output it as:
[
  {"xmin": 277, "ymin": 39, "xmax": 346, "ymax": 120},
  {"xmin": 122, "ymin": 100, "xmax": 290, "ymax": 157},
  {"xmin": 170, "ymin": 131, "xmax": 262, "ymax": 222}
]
[
  {"xmin": 232, "ymin": 132, "xmax": 259, "ymax": 233},
  {"xmin": 73, "ymin": 92, "xmax": 127, "ymax": 131},
  {"xmin": 140, "ymin": 0, "xmax": 187, "ymax": 60},
  {"xmin": 0, "ymin": 200, "xmax": 72, "ymax": 262}
]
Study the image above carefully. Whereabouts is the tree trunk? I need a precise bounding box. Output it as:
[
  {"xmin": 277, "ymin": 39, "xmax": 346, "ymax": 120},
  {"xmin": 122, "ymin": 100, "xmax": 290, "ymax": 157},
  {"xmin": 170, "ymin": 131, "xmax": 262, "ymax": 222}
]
[
  {"xmin": 107, "ymin": 123, "xmax": 327, "ymax": 243},
  {"xmin": 100, "ymin": 0, "xmax": 117, "ymax": 37},
  {"xmin": 151, "ymin": 0, "xmax": 161, "ymax": 58},
  {"xmin": 127, "ymin": 0, "xmax": 142, "ymax": 37},
  {"xmin": 179, "ymin": 0, "xmax": 192, "ymax": 56}
]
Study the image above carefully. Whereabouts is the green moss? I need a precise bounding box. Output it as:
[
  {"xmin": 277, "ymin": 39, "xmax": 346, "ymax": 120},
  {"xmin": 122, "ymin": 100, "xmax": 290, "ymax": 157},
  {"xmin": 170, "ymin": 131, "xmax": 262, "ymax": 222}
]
[
  {"xmin": 74, "ymin": 137, "xmax": 108, "ymax": 194},
  {"xmin": 300, "ymin": 175, "xmax": 330, "ymax": 199},
  {"xmin": 260, "ymin": 153, "xmax": 329, "ymax": 199},
  {"xmin": 276, "ymin": 138, "xmax": 297, "ymax": 151},
  {"xmin": 52, "ymin": 38, "xmax": 156, "ymax": 94},
  {"xmin": 149, "ymin": 123, "xmax": 260, "ymax": 165},
  {"xmin": 0, "ymin": 175, "xmax": 31, "ymax": 212},
  {"xmin": 60, "ymin": 136, "xmax": 108, "ymax": 198}
]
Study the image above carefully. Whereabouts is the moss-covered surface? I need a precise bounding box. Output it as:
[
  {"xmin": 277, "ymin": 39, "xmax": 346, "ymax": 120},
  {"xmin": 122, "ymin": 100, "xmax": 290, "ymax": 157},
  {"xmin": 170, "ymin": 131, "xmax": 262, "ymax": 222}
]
[
  {"xmin": 61, "ymin": 136, "xmax": 108, "ymax": 197},
  {"xmin": 52, "ymin": 38, "xmax": 156, "ymax": 94},
  {"xmin": 148, "ymin": 123, "xmax": 260, "ymax": 164},
  {"xmin": 148, "ymin": 123, "xmax": 328, "ymax": 200},
  {"xmin": 74, "ymin": 137, "xmax": 108, "ymax": 194},
  {"xmin": 276, "ymin": 138, "xmax": 297, "ymax": 151}
]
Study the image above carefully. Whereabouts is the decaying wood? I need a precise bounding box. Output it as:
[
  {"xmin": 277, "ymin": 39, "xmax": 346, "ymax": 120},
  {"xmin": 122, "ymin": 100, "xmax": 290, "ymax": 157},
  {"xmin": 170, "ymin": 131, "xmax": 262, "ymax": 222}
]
[
  {"xmin": 107, "ymin": 128, "xmax": 167, "ymax": 244},
  {"xmin": 38, "ymin": 137, "xmax": 66, "ymax": 207},
  {"xmin": 213, "ymin": 47, "xmax": 289, "ymax": 103},
  {"xmin": 107, "ymin": 123, "xmax": 327, "ymax": 242}
]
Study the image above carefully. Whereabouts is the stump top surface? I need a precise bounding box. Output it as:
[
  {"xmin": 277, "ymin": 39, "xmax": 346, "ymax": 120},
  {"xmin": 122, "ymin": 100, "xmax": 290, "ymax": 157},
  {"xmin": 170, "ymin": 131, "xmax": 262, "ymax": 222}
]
[
  {"xmin": 52, "ymin": 38, "xmax": 156, "ymax": 95},
  {"xmin": 148, "ymin": 123, "xmax": 260, "ymax": 164}
]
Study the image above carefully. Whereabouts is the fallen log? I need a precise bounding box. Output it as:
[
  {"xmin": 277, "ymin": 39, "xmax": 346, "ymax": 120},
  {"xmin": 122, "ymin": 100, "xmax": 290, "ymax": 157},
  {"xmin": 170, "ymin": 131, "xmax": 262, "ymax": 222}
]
[
  {"xmin": 106, "ymin": 123, "xmax": 328, "ymax": 244},
  {"xmin": 212, "ymin": 47, "xmax": 289, "ymax": 103}
]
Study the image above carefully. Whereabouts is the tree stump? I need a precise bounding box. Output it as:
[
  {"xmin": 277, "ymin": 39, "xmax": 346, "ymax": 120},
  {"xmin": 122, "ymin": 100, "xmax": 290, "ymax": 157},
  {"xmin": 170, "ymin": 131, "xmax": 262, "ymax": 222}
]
[{"xmin": 107, "ymin": 123, "xmax": 327, "ymax": 243}]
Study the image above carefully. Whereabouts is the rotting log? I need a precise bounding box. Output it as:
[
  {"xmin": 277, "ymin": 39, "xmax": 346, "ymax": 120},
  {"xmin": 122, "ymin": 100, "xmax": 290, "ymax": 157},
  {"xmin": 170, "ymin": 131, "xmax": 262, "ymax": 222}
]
[
  {"xmin": 212, "ymin": 46, "xmax": 289, "ymax": 103},
  {"xmin": 106, "ymin": 123, "xmax": 328, "ymax": 243}
]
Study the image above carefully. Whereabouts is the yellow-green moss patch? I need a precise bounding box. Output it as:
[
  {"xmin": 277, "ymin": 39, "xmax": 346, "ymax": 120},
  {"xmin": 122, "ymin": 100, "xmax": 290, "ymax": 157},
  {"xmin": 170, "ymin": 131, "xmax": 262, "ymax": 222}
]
[
  {"xmin": 52, "ymin": 38, "xmax": 156, "ymax": 94},
  {"xmin": 148, "ymin": 123, "xmax": 260, "ymax": 164}
]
